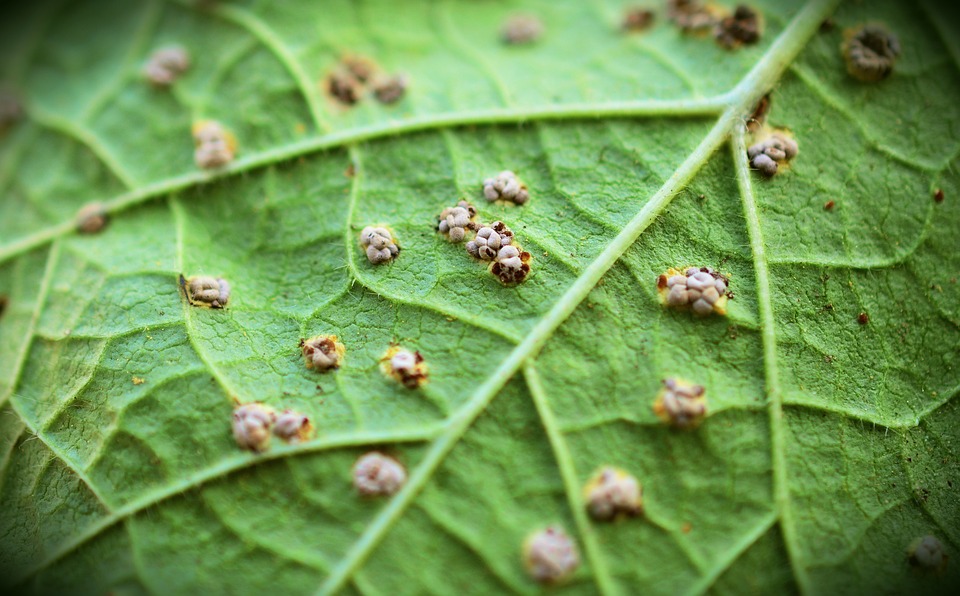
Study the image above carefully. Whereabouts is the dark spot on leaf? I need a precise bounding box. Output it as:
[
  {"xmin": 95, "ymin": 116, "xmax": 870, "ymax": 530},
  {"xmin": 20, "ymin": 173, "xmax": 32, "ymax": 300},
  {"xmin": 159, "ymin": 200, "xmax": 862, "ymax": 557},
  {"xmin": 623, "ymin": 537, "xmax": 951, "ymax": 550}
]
[
  {"xmin": 715, "ymin": 5, "xmax": 762, "ymax": 49},
  {"xmin": 934, "ymin": 188, "xmax": 944, "ymax": 203},
  {"xmin": 824, "ymin": 200, "xmax": 835, "ymax": 211},
  {"xmin": 858, "ymin": 312, "xmax": 869, "ymax": 325},
  {"xmin": 622, "ymin": 8, "xmax": 654, "ymax": 32}
]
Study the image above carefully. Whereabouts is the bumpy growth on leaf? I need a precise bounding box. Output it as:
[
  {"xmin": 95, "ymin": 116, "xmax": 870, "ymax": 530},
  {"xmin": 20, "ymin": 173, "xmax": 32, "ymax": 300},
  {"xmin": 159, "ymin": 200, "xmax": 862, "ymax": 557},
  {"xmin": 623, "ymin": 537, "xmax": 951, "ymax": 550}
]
[
  {"xmin": 192, "ymin": 120, "xmax": 236, "ymax": 169},
  {"xmin": 523, "ymin": 526, "xmax": 580, "ymax": 584},
  {"xmin": 300, "ymin": 335, "xmax": 345, "ymax": 372},
  {"xmin": 75, "ymin": 202, "xmax": 108, "ymax": 234},
  {"xmin": 143, "ymin": 46, "xmax": 190, "ymax": 87},
  {"xmin": 273, "ymin": 409, "xmax": 314, "ymax": 444},
  {"xmin": 360, "ymin": 226, "xmax": 399, "ymax": 264},
  {"xmin": 583, "ymin": 466, "xmax": 643, "ymax": 521},
  {"xmin": 658, "ymin": 266, "xmax": 730, "ymax": 316},
  {"xmin": 466, "ymin": 220, "xmax": 514, "ymax": 260},
  {"xmin": 747, "ymin": 131, "xmax": 799, "ymax": 177},
  {"xmin": 653, "ymin": 377, "xmax": 708, "ymax": 429},
  {"xmin": 352, "ymin": 452, "xmax": 407, "ymax": 496},
  {"xmin": 182, "ymin": 275, "xmax": 230, "ymax": 308},
  {"xmin": 437, "ymin": 200, "xmax": 477, "ymax": 243},
  {"xmin": 232, "ymin": 403, "xmax": 277, "ymax": 453},
  {"xmin": 381, "ymin": 346, "xmax": 428, "ymax": 389},
  {"xmin": 908, "ymin": 535, "xmax": 948, "ymax": 571},
  {"xmin": 500, "ymin": 14, "xmax": 543, "ymax": 45},
  {"xmin": 842, "ymin": 23, "xmax": 900, "ymax": 82},
  {"xmin": 483, "ymin": 170, "xmax": 529, "ymax": 204}
]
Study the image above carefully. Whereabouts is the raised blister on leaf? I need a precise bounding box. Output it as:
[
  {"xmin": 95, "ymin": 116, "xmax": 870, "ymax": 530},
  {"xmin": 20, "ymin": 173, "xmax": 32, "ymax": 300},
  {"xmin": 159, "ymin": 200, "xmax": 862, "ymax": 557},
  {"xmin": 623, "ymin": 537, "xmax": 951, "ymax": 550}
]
[
  {"xmin": 353, "ymin": 452, "xmax": 407, "ymax": 496},
  {"xmin": 381, "ymin": 345, "xmax": 429, "ymax": 389},
  {"xmin": 466, "ymin": 220, "xmax": 514, "ymax": 260},
  {"xmin": 360, "ymin": 225, "xmax": 399, "ymax": 264},
  {"xmin": 273, "ymin": 409, "xmax": 314, "ymax": 444},
  {"xmin": 653, "ymin": 377, "xmax": 707, "ymax": 429},
  {"xmin": 483, "ymin": 170, "xmax": 529, "ymax": 205},
  {"xmin": 747, "ymin": 130, "xmax": 798, "ymax": 178},
  {"xmin": 501, "ymin": 14, "xmax": 543, "ymax": 45},
  {"xmin": 667, "ymin": 0, "xmax": 720, "ymax": 32},
  {"xmin": 622, "ymin": 7, "xmax": 654, "ymax": 32},
  {"xmin": 143, "ymin": 46, "xmax": 190, "ymax": 87},
  {"xmin": 75, "ymin": 202, "xmax": 108, "ymax": 234},
  {"xmin": 490, "ymin": 244, "xmax": 532, "ymax": 285},
  {"xmin": 371, "ymin": 73, "xmax": 408, "ymax": 104},
  {"xmin": 523, "ymin": 526, "xmax": 580, "ymax": 584},
  {"xmin": 437, "ymin": 201, "xmax": 478, "ymax": 243},
  {"xmin": 843, "ymin": 23, "xmax": 900, "ymax": 82},
  {"xmin": 300, "ymin": 335, "xmax": 345, "ymax": 372},
  {"xmin": 583, "ymin": 466, "xmax": 643, "ymax": 521},
  {"xmin": 182, "ymin": 274, "xmax": 230, "ymax": 308},
  {"xmin": 908, "ymin": 535, "xmax": 948, "ymax": 571},
  {"xmin": 232, "ymin": 402, "xmax": 276, "ymax": 453},
  {"xmin": 657, "ymin": 266, "xmax": 729, "ymax": 316},
  {"xmin": 714, "ymin": 5, "xmax": 762, "ymax": 49},
  {"xmin": 192, "ymin": 120, "xmax": 236, "ymax": 169}
]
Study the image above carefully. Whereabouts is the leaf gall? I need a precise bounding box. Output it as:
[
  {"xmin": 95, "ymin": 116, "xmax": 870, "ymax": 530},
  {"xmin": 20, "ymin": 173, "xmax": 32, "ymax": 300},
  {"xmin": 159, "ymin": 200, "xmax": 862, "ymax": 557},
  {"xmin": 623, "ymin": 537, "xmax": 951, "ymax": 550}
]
[
  {"xmin": 437, "ymin": 201, "xmax": 478, "ymax": 243},
  {"xmin": 381, "ymin": 346, "xmax": 429, "ymax": 389},
  {"xmin": 523, "ymin": 526, "xmax": 580, "ymax": 584},
  {"xmin": 583, "ymin": 466, "xmax": 643, "ymax": 521},
  {"xmin": 657, "ymin": 266, "xmax": 729, "ymax": 316},
  {"xmin": 300, "ymin": 335, "xmax": 345, "ymax": 372},
  {"xmin": 501, "ymin": 14, "xmax": 543, "ymax": 45},
  {"xmin": 232, "ymin": 402, "xmax": 276, "ymax": 453},
  {"xmin": 360, "ymin": 226, "xmax": 399, "ymax": 264},
  {"xmin": 908, "ymin": 535, "xmax": 947, "ymax": 571},
  {"xmin": 182, "ymin": 275, "xmax": 231, "ymax": 308},
  {"xmin": 714, "ymin": 5, "xmax": 762, "ymax": 49},
  {"xmin": 353, "ymin": 451, "xmax": 407, "ymax": 496},
  {"xmin": 654, "ymin": 377, "xmax": 708, "ymax": 429},
  {"xmin": 75, "ymin": 202, "xmax": 108, "ymax": 234},
  {"xmin": 143, "ymin": 46, "xmax": 190, "ymax": 87},
  {"xmin": 192, "ymin": 120, "xmax": 236, "ymax": 169},
  {"xmin": 273, "ymin": 409, "xmax": 314, "ymax": 444},
  {"xmin": 843, "ymin": 24, "xmax": 900, "ymax": 82},
  {"xmin": 483, "ymin": 170, "xmax": 529, "ymax": 205}
]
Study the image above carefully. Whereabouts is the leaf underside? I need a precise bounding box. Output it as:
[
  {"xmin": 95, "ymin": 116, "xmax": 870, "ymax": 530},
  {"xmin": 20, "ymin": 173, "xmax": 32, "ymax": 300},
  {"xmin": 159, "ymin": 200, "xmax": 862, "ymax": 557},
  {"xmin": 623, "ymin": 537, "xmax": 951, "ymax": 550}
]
[{"xmin": 1, "ymin": 0, "xmax": 958, "ymax": 595}]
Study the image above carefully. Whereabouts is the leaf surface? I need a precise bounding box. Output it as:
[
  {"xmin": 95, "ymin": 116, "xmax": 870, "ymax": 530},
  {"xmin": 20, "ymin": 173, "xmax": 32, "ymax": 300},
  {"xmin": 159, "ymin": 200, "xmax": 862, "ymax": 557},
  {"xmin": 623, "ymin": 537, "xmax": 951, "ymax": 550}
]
[{"xmin": 1, "ymin": 0, "xmax": 958, "ymax": 594}]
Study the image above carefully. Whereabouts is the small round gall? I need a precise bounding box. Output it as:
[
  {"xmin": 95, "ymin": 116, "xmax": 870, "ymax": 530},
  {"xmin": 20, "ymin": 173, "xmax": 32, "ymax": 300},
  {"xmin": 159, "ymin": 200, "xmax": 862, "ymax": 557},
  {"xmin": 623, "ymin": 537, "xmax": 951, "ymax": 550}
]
[
  {"xmin": 908, "ymin": 535, "xmax": 948, "ymax": 571},
  {"xmin": 360, "ymin": 226, "xmax": 399, "ymax": 264},
  {"xmin": 273, "ymin": 409, "xmax": 314, "ymax": 444},
  {"xmin": 583, "ymin": 466, "xmax": 643, "ymax": 521},
  {"xmin": 437, "ymin": 201, "xmax": 477, "ymax": 243},
  {"xmin": 232, "ymin": 402, "xmax": 276, "ymax": 452},
  {"xmin": 466, "ymin": 220, "xmax": 514, "ymax": 260},
  {"xmin": 326, "ymin": 68, "xmax": 362, "ymax": 105},
  {"xmin": 653, "ymin": 377, "xmax": 708, "ymax": 429},
  {"xmin": 857, "ymin": 312, "xmax": 869, "ymax": 325},
  {"xmin": 371, "ymin": 73, "xmax": 408, "ymax": 104},
  {"xmin": 300, "ymin": 335, "xmax": 346, "ymax": 372},
  {"xmin": 352, "ymin": 451, "xmax": 407, "ymax": 496},
  {"xmin": 667, "ymin": 0, "xmax": 719, "ymax": 32},
  {"xmin": 657, "ymin": 266, "xmax": 729, "ymax": 316},
  {"xmin": 491, "ymin": 244, "xmax": 532, "ymax": 285},
  {"xmin": 192, "ymin": 120, "xmax": 236, "ymax": 169},
  {"xmin": 381, "ymin": 345, "xmax": 429, "ymax": 389},
  {"xmin": 341, "ymin": 55, "xmax": 377, "ymax": 83},
  {"xmin": 523, "ymin": 526, "xmax": 580, "ymax": 584},
  {"xmin": 143, "ymin": 46, "xmax": 190, "ymax": 87},
  {"xmin": 182, "ymin": 274, "xmax": 230, "ymax": 308},
  {"xmin": 501, "ymin": 14, "xmax": 543, "ymax": 45},
  {"xmin": 75, "ymin": 201, "xmax": 108, "ymax": 234},
  {"xmin": 482, "ymin": 171, "xmax": 529, "ymax": 205},
  {"xmin": 934, "ymin": 189, "xmax": 945, "ymax": 203},
  {"xmin": 714, "ymin": 5, "xmax": 762, "ymax": 49},
  {"xmin": 843, "ymin": 24, "xmax": 900, "ymax": 83},
  {"xmin": 622, "ymin": 8, "xmax": 654, "ymax": 32}
]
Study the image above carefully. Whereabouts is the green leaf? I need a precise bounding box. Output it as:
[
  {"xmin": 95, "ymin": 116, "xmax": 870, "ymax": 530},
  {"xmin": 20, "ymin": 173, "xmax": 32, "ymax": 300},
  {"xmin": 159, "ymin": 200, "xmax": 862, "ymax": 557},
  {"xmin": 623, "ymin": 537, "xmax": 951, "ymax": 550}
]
[{"xmin": 1, "ymin": 0, "xmax": 958, "ymax": 594}]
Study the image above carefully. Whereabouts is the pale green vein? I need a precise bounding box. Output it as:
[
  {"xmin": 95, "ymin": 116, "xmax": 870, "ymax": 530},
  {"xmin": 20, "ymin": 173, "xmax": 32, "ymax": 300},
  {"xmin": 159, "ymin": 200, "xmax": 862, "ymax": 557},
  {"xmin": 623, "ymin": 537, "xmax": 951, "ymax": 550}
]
[
  {"xmin": 524, "ymin": 361, "xmax": 617, "ymax": 596},
  {"xmin": 0, "ymin": 97, "xmax": 725, "ymax": 263},
  {"xmin": 732, "ymin": 127, "xmax": 808, "ymax": 593},
  {"xmin": 9, "ymin": 424, "xmax": 442, "ymax": 586},
  {"xmin": 0, "ymin": 242, "xmax": 59, "ymax": 410},
  {"xmin": 170, "ymin": 195, "xmax": 246, "ymax": 402},
  {"xmin": 203, "ymin": 0, "xmax": 331, "ymax": 133},
  {"xmin": 686, "ymin": 511, "xmax": 779, "ymax": 595},
  {"xmin": 24, "ymin": 105, "xmax": 138, "ymax": 189},
  {"xmin": 317, "ymin": 2, "xmax": 840, "ymax": 589}
]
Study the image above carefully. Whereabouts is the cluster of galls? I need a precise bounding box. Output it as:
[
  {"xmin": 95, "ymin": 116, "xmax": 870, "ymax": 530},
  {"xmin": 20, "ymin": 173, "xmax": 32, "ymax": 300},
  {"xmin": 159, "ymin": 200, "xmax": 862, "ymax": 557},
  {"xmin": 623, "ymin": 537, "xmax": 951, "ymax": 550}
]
[
  {"xmin": 466, "ymin": 220, "xmax": 531, "ymax": 284},
  {"xmin": 843, "ymin": 24, "xmax": 900, "ymax": 83},
  {"xmin": 352, "ymin": 451, "xmax": 407, "ymax": 496},
  {"xmin": 667, "ymin": 1, "xmax": 761, "ymax": 49},
  {"xmin": 747, "ymin": 131, "xmax": 798, "ymax": 178},
  {"xmin": 657, "ymin": 266, "xmax": 729, "ymax": 316},
  {"xmin": 232, "ymin": 402, "xmax": 314, "ymax": 452},
  {"xmin": 583, "ymin": 466, "xmax": 643, "ymax": 521},
  {"xmin": 654, "ymin": 378, "xmax": 708, "ymax": 429},
  {"xmin": 182, "ymin": 274, "xmax": 231, "ymax": 309},
  {"xmin": 327, "ymin": 55, "xmax": 407, "ymax": 106},
  {"xmin": 300, "ymin": 335, "xmax": 346, "ymax": 372},
  {"xmin": 192, "ymin": 120, "xmax": 236, "ymax": 169},
  {"xmin": 381, "ymin": 346, "xmax": 429, "ymax": 389},
  {"xmin": 143, "ymin": 46, "xmax": 190, "ymax": 87},
  {"xmin": 483, "ymin": 170, "xmax": 529, "ymax": 205},
  {"xmin": 360, "ymin": 226, "xmax": 400, "ymax": 264},
  {"xmin": 437, "ymin": 200, "xmax": 478, "ymax": 243}
]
